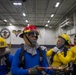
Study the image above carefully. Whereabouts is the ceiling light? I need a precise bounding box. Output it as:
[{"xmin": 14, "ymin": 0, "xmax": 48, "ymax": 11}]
[
  {"xmin": 13, "ymin": 2, "xmax": 22, "ymax": 5},
  {"xmin": 55, "ymin": 2, "xmax": 60, "ymax": 7},
  {"xmin": 45, "ymin": 24, "xmax": 48, "ymax": 27},
  {"xmin": 48, "ymin": 20, "xmax": 50, "ymax": 23},
  {"xmin": 4, "ymin": 19, "xmax": 7, "ymax": 22},
  {"xmin": 23, "ymin": 13, "xmax": 26, "ymax": 16},
  {"xmin": 26, "ymin": 20, "xmax": 28, "ymax": 23},
  {"xmin": 51, "ymin": 14, "xmax": 54, "ymax": 17}
]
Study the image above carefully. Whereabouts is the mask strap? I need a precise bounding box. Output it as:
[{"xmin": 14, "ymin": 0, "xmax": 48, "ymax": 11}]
[{"xmin": 24, "ymin": 35, "xmax": 32, "ymax": 45}]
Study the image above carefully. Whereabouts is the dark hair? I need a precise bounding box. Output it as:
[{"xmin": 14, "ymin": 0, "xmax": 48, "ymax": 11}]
[{"xmin": 74, "ymin": 35, "xmax": 76, "ymax": 40}]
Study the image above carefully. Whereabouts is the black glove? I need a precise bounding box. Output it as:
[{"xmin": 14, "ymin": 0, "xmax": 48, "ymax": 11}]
[{"xmin": 29, "ymin": 65, "xmax": 39, "ymax": 74}]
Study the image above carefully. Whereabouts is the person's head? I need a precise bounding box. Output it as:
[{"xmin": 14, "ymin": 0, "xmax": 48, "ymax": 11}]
[
  {"xmin": 19, "ymin": 25, "xmax": 39, "ymax": 47},
  {"xmin": 57, "ymin": 33, "xmax": 71, "ymax": 49},
  {"xmin": 0, "ymin": 37, "xmax": 7, "ymax": 54},
  {"xmin": 74, "ymin": 35, "xmax": 76, "ymax": 45}
]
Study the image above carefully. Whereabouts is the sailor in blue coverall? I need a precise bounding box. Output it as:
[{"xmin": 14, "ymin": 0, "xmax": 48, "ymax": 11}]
[
  {"xmin": 11, "ymin": 25, "xmax": 53, "ymax": 75},
  {"xmin": 0, "ymin": 37, "xmax": 13, "ymax": 75}
]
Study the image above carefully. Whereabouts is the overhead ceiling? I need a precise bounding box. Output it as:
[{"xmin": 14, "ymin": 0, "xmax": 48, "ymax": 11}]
[{"xmin": 0, "ymin": 0, "xmax": 76, "ymax": 28}]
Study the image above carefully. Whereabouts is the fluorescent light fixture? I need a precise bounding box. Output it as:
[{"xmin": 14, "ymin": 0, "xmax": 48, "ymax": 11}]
[
  {"xmin": 45, "ymin": 24, "xmax": 48, "ymax": 27},
  {"xmin": 17, "ymin": 3, "xmax": 22, "ymax": 5},
  {"xmin": 13, "ymin": 2, "xmax": 22, "ymax": 5},
  {"xmin": 51, "ymin": 14, "xmax": 54, "ymax": 17},
  {"xmin": 26, "ymin": 20, "xmax": 28, "ymax": 23},
  {"xmin": 55, "ymin": 2, "xmax": 60, "ymax": 7},
  {"xmin": 23, "ymin": 13, "xmax": 26, "ymax": 16},
  {"xmin": 48, "ymin": 20, "xmax": 50, "ymax": 23},
  {"xmin": 4, "ymin": 19, "xmax": 7, "ymax": 22}
]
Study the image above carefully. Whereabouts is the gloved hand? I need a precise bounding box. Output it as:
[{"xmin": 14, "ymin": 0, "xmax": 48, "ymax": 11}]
[
  {"xmin": 57, "ymin": 50, "xmax": 61, "ymax": 54},
  {"xmin": 40, "ymin": 46, "xmax": 47, "ymax": 51},
  {"xmin": 29, "ymin": 65, "xmax": 39, "ymax": 74},
  {"xmin": 5, "ymin": 48, "xmax": 11, "ymax": 54},
  {"xmin": 52, "ymin": 46, "xmax": 60, "ymax": 53}
]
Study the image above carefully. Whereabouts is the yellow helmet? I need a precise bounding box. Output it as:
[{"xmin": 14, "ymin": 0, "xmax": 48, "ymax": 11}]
[
  {"xmin": 0, "ymin": 37, "xmax": 7, "ymax": 48},
  {"xmin": 59, "ymin": 33, "xmax": 71, "ymax": 45}
]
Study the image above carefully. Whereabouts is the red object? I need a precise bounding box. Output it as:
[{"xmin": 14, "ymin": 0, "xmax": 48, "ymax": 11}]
[
  {"xmin": 19, "ymin": 25, "xmax": 38, "ymax": 38},
  {"xmin": 70, "ymin": 44, "xmax": 74, "ymax": 47},
  {"xmin": 37, "ymin": 67, "xmax": 44, "ymax": 71},
  {"xmin": 23, "ymin": 25, "xmax": 37, "ymax": 32}
]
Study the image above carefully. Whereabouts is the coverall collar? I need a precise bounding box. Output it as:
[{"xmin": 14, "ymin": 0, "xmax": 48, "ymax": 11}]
[{"xmin": 24, "ymin": 43, "xmax": 40, "ymax": 56}]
